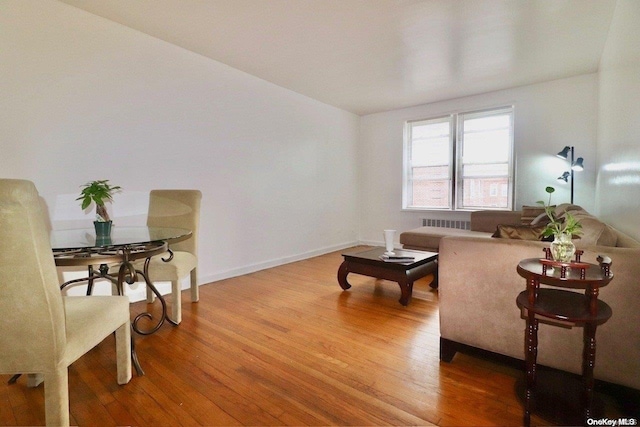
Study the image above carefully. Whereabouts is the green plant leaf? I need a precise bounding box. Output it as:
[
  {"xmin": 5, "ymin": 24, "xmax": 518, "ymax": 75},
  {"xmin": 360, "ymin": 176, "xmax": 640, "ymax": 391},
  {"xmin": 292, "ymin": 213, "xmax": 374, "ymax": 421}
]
[
  {"xmin": 76, "ymin": 180, "xmax": 121, "ymax": 222},
  {"xmin": 536, "ymin": 186, "xmax": 582, "ymax": 238}
]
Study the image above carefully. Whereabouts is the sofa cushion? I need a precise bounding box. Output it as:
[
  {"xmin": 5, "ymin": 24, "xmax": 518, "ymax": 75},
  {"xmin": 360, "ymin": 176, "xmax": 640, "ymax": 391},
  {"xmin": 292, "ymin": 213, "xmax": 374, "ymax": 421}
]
[
  {"xmin": 611, "ymin": 227, "xmax": 640, "ymax": 248},
  {"xmin": 567, "ymin": 210, "xmax": 618, "ymax": 247},
  {"xmin": 491, "ymin": 224, "xmax": 549, "ymax": 241},
  {"xmin": 399, "ymin": 227, "xmax": 491, "ymax": 251},
  {"xmin": 530, "ymin": 211, "xmax": 553, "ymax": 226},
  {"xmin": 554, "ymin": 203, "xmax": 583, "ymax": 217},
  {"xmin": 470, "ymin": 210, "xmax": 523, "ymax": 232},
  {"xmin": 527, "ymin": 204, "xmax": 582, "ymax": 226},
  {"xmin": 521, "ymin": 205, "xmax": 547, "ymax": 225}
]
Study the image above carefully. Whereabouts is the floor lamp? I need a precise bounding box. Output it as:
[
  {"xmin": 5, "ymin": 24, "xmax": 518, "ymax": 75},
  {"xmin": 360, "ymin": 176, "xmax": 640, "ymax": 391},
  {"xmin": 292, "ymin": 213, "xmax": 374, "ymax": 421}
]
[{"xmin": 556, "ymin": 146, "xmax": 584, "ymax": 204}]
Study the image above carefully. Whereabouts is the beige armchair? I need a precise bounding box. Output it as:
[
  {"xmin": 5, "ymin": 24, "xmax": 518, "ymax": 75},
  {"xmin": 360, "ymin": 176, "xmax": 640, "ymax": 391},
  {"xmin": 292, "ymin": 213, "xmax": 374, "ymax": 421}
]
[
  {"xmin": 0, "ymin": 179, "xmax": 132, "ymax": 427},
  {"xmin": 140, "ymin": 189, "xmax": 202, "ymax": 324}
]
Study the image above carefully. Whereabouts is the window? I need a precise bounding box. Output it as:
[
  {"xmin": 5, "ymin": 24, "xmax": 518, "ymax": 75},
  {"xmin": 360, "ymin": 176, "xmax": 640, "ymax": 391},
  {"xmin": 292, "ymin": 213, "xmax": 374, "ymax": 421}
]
[
  {"xmin": 402, "ymin": 116, "xmax": 453, "ymax": 209},
  {"xmin": 403, "ymin": 106, "xmax": 514, "ymax": 211}
]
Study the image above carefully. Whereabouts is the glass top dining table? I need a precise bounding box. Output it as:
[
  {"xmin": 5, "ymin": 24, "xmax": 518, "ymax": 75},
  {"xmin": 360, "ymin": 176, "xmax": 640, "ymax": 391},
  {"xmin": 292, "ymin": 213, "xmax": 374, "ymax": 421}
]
[
  {"xmin": 51, "ymin": 226, "xmax": 191, "ymax": 266},
  {"xmin": 51, "ymin": 226, "xmax": 192, "ymax": 376},
  {"xmin": 51, "ymin": 226, "xmax": 191, "ymax": 251}
]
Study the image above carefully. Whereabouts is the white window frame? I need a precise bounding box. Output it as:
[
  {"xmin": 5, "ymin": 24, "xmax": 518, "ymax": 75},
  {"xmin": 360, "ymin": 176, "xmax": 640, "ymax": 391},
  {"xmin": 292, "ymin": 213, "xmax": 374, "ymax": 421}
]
[
  {"xmin": 455, "ymin": 106, "xmax": 515, "ymax": 210},
  {"xmin": 402, "ymin": 106, "xmax": 515, "ymax": 211},
  {"xmin": 402, "ymin": 115, "xmax": 454, "ymax": 210}
]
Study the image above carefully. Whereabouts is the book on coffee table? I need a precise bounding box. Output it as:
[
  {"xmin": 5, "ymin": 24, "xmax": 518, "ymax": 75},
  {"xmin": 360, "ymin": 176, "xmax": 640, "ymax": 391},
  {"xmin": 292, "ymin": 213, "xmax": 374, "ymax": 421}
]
[{"xmin": 379, "ymin": 254, "xmax": 415, "ymax": 263}]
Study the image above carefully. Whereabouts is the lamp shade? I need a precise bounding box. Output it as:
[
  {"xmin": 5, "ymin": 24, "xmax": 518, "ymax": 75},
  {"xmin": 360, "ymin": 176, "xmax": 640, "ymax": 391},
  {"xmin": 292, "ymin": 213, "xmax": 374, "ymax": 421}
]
[
  {"xmin": 572, "ymin": 157, "xmax": 584, "ymax": 171},
  {"xmin": 557, "ymin": 171, "xmax": 570, "ymax": 183},
  {"xmin": 557, "ymin": 146, "xmax": 571, "ymax": 160}
]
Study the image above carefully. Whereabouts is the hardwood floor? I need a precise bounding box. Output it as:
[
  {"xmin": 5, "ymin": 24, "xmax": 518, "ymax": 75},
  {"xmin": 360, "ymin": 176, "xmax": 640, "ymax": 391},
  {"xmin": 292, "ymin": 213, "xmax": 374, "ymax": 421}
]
[{"xmin": 1, "ymin": 247, "xmax": 635, "ymax": 426}]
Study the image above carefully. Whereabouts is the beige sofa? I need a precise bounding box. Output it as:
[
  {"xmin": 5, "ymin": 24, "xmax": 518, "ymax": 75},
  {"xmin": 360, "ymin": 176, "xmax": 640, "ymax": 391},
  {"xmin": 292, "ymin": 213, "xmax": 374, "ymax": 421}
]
[
  {"xmin": 400, "ymin": 209, "xmax": 524, "ymax": 252},
  {"xmin": 400, "ymin": 206, "xmax": 640, "ymax": 391}
]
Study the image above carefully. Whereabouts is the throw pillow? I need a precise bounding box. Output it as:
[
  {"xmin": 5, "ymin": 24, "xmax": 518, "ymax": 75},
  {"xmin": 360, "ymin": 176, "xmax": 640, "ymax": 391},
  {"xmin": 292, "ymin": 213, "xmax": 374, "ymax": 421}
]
[
  {"xmin": 521, "ymin": 205, "xmax": 550, "ymax": 225},
  {"xmin": 492, "ymin": 224, "xmax": 550, "ymax": 241},
  {"xmin": 554, "ymin": 203, "xmax": 583, "ymax": 217},
  {"xmin": 530, "ymin": 212, "xmax": 550, "ymax": 226}
]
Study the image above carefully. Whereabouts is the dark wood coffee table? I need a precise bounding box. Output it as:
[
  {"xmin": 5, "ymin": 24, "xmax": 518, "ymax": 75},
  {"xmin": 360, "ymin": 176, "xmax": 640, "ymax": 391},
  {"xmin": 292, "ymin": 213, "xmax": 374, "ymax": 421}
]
[{"xmin": 338, "ymin": 247, "xmax": 438, "ymax": 306}]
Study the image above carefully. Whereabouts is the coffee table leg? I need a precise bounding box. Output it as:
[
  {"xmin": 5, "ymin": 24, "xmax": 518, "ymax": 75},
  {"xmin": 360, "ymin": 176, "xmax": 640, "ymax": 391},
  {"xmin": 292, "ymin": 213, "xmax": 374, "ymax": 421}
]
[
  {"xmin": 398, "ymin": 279, "xmax": 413, "ymax": 306},
  {"xmin": 337, "ymin": 261, "xmax": 351, "ymax": 290}
]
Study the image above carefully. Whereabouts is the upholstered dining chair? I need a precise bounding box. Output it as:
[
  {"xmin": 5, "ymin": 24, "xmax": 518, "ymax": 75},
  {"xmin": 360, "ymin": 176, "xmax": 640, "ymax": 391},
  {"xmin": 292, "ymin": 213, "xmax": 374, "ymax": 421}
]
[
  {"xmin": 140, "ymin": 189, "xmax": 202, "ymax": 324},
  {"xmin": 0, "ymin": 179, "xmax": 131, "ymax": 427}
]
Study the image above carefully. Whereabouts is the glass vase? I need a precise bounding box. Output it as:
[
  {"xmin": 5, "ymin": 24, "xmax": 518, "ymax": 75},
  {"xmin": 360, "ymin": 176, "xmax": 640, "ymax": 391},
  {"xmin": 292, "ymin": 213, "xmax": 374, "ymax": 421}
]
[{"xmin": 550, "ymin": 232, "xmax": 575, "ymax": 263}]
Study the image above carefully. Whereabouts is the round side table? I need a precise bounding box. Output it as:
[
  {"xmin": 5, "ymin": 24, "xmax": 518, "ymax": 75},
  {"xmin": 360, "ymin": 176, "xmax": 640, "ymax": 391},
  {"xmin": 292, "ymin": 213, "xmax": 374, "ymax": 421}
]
[{"xmin": 516, "ymin": 251, "xmax": 613, "ymax": 426}]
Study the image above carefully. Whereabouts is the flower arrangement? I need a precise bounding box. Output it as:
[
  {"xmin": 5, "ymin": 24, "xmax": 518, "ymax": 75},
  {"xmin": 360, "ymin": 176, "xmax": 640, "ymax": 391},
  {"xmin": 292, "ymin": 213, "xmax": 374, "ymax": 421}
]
[
  {"xmin": 537, "ymin": 186, "xmax": 583, "ymax": 239},
  {"xmin": 537, "ymin": 186, "xmax": 582, "ymax": 262}
]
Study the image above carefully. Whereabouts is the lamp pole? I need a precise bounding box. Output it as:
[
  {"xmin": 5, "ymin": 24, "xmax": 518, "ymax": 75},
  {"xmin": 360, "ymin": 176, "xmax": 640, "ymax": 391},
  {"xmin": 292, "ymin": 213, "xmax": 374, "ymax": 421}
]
[
  {"xmin": 570, "ymin": 146, "xmax": 574, "ymax": 204},
  {"xmin": 557, "ymin": 145, "xmax": 583, "ymax": 204}
]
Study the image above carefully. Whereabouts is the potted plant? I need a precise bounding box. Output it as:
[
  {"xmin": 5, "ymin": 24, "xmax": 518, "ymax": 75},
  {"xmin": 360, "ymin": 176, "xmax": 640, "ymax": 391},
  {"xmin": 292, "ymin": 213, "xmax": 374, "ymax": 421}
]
[
  {"xmin": 537, "ymin": 186, "xmax": 582, "ymax": 262},
  {"xmin": 77, "ymin": 180, "xmax": 121, "ymax": 236}
]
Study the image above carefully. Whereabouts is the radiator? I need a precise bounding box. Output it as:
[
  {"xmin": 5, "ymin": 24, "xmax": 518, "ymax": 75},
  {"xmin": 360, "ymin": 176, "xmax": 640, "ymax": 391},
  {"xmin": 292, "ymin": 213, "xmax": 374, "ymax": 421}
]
[{"xmin": 422, "ymin": 218, "xmax": 471, "ymax": 230}]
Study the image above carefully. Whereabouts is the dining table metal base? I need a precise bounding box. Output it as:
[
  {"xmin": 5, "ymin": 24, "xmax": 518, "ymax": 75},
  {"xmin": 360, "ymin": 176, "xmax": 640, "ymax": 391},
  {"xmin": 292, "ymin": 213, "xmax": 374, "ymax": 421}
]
[
  {"xmin": 55, "ymin": 240, "xmax": 179, "ymax": 376},
  {"xmin": 47, "ymin": 227, "xmax": 192, "ymax": 377},
  {"xmin": 59, "ymin": 260, "xmax": 177, "ymax": 376}
]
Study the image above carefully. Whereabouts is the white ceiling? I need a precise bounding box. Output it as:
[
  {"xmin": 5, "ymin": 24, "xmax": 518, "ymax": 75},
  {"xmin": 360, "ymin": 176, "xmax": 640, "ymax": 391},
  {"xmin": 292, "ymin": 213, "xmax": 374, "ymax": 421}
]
[{"xmin": 58, "ymin": 0, "xmax": 617, "ymax": 116}]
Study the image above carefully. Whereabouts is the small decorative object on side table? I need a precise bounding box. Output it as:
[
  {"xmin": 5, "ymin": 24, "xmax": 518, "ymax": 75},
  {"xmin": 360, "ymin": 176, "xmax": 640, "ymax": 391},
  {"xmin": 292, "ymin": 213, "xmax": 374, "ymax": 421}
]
[{"xmin": 516, "ymin": 249, "xmax": 613, "ymax": 426}]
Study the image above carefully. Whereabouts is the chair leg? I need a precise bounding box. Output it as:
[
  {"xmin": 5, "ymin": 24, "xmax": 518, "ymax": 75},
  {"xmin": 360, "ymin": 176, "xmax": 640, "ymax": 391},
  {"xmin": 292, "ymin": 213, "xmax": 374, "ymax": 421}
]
[
  {"xmin": 115, "ymin": 321, "xmax": 132, "ymax": 385},
  {"xmin": 146, "ymin": 284, "xmax": 155, "ymax": 303},
  {"xmin": 190, "ymin": 268, "xmax": 199, "ymax": 302},
  {"xmin": 26, "ymin": 373, "xmax": 44, "ymax": 388},
  {"xmin": 171, "ymin": 280, "xmax": 182, "ymax": 324},
  {"xmin": 44, "ymin": 368, "xmax": 69, "ymax": 427}
]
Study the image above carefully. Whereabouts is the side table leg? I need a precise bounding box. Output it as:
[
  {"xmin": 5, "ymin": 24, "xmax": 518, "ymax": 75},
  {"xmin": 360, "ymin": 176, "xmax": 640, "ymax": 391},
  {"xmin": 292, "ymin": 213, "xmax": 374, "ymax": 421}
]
[
  {"xmin": 583, "ymin": 323, "xmax": 597, "ymax": 422},
  {"xmin": 524, "ymin": 311, "xmax": 539, "ymax": 427},
  {"xmin": 337, "ymin": 261, "xmax": 351, "ymax": 290}
]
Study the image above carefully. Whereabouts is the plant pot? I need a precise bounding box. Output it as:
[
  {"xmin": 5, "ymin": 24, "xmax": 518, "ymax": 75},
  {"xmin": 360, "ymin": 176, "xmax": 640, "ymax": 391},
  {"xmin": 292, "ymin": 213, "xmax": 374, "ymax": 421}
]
[
  {"xmin": 96, "ymin": 235, "xmax": 113, "ymax": 246},
  {"xmin": 550, "ymin": 232, "xmax": 575, "ymax": 262},
  {"xmin": 94, "ymin": 220, "xmax": 112, "ymax": 237}
]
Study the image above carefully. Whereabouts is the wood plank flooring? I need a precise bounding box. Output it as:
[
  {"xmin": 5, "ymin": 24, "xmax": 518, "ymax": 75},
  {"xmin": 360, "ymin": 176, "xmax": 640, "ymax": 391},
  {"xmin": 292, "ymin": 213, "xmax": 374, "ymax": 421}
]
[{"xmin": 1, "ymin": 246, "xmax": 636, "ymax": 426}]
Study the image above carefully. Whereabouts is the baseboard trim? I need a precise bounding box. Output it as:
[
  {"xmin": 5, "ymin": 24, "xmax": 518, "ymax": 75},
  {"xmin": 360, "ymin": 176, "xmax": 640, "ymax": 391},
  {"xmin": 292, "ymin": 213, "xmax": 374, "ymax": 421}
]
[
  {"xmin": 62, "ymin": 241, "xmax": 361, "ymax": 303},
  {"xmin": 198, "ymin": 240, "xmax": 359, "ymax": 285},
  {"xmin": 357, "ymin": 239, "xmax": 384, "ymax": 247}
]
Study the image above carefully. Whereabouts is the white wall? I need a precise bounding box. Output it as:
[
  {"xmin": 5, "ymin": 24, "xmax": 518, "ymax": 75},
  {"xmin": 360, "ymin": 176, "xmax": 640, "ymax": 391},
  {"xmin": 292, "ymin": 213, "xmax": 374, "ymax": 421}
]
[
  {"xmin": 596, "ymin": 0, "xmax": 640, "ymax": 241},
  {"xmin": 0, "ymin": 0, "xmax": 360, "ymax": 297},
  {"xmin": 358, "ymin": 74, "xmax": 599, "ymax": 246}
]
